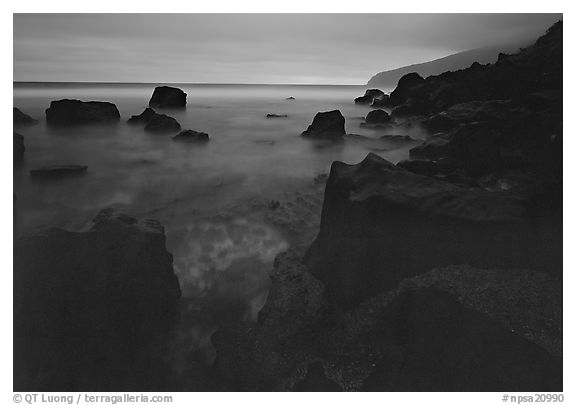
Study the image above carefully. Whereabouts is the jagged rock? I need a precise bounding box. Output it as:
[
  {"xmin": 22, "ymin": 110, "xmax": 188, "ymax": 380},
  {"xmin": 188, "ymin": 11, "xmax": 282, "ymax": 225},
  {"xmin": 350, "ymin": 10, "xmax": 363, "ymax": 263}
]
[
  {"xmin": 14, "ymin": 132, "xmax": 25, "ymax": 163},
  {"xmin": 266, "ymin": 114, "xmax": 288, "ymax": 118},
  {"xmin": 144, "ymin": 114, "xmax": 181, "ymax": 133},
  {"xmin": 172, "ymin": 129, "xmax": 209, "ymax": 142},
  {"xmin": 370, "ymin": 96, "xmax": 391, "ymax": 108},
  {"xmin": 304, "ymin": 153, "xmax": 561, "ymax": 309},
  {"xmin": 301, "ymin": 110, "xmax": 345, "ymax": 139},
  {"xmin": 14, "ymin": 209, "xmax": 181, "ymax": 391},
  {"xmin": 364, "ymin": 89, "xmax": 385, "ymax": 99},
  {"xmin": 354, "ymin": 95, "xmax": 373, "ymax": 105},
  {"xmin": 365, "ymin": 109, "xmax": 391, "ymax": 124},
  {"xmin": 14, "ymin": 107, "xmax": 38, "ymax": 125},
  {"xmin": 127, "ymin": 107, "xmax": 157, "ymax": 124},
  {"xmin": 45, "ymin": 99, "xmax": 120, "ymax": 125},
  {"xmin": 30, "ymin": 165, "xmax": 88, "ymax": 179},
  {"xmin": 149, "ymin": 86, "xmax": 187, "ymax": 108}
]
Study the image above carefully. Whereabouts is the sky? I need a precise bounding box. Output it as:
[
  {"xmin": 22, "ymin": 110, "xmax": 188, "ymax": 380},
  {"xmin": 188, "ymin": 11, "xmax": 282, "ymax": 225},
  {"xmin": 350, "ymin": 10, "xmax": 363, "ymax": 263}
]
[{"xmin": 13, "ymin": 13, "xmax": 562, "ymax": 85}]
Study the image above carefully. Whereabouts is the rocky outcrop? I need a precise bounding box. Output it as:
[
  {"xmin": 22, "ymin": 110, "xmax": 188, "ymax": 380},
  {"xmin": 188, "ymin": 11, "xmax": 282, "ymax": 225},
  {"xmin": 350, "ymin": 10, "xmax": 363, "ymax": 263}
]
[
  {"xmin": 301, "ymin": 110, "xmax": 345, "ymax": 139},
  {"xmin": 14, "ymin": 132, "xmax": 25, "ymax": 163},
  {"xmin": 149, "ymin": 86, "xmax": 187, "ymax": 108},
  {"xmin": 14, "ymin": 107, "xmax": 38, "ymax": 125},
  {"xmin": 173, "ymin": 129, "xmax": 209, "ymax": 142},
  {"xmin": 389, "ymin": 72, "xmax": 426, "ymax": 106},
  {"xmin": 30, "ymin": 165, "xmax": 88, "ymax": 179},
  {"xmin": 45, "ymin": 99, "xmax": 120, "ymax": 125},
  {"xmin": 14, "ymin": 209, "xmax": 181, "ymax": 391},
  {"xmin": 127, "ymin": 107, "xmax": 181, "ymax": 133},
  {"xmin": 355, "ymin": 89, "xmax": 388, "ymax": 106},
  {"xmin": 304, "ymin": 153, "xmax": 561, "ymax": 309},
  {"xmin": 212, "ymin": 254, "xmax": 562, "ymax": 391},
  {"xmin": 354, "ymin": 95, "xmax": 373, "ymax": 105}
]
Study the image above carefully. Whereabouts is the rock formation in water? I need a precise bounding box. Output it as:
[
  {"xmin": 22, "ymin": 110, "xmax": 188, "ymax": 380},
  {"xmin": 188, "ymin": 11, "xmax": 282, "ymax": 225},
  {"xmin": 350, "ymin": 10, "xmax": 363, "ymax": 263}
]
[
  {"xmin": 14, "ymin": 107, "xmax": 38, "ymax": 125},
  {"xmin": 266, "ymin": 114, "xmax": 288, "ymax": 118},
  {"xmin": 127, "ymin": 107, "xmax": 181, "ymax": 133},
  {"xmin": 355, "ymin": 89, "xmax": 388, "ymax": 106},
  {"xmin": 14, "ymin": 132, "xmax": 25, "ymax": 163},
  {"xmin": 364, "ymin": 109, "xmax": 391, "ymax": 124},
  {"xmin": 30, "ymin": 165, "xmax": 88, "ymax": 179},
  {"xmin": 14, "ymin": 209, "xmax": 181, "ymax": 391},
  {"xmin": 301, "ymin": 110, "xmax": 345, "ymax": 139},
  {"xmin": 45, "ymin": 99, "xmax": 121, "ymax": 125},
  {"xmin": 149, "ymin": 86, "xmax": 187, "ymax": 108},
  {"xmin": 173, "ymin": 129, "xmax": 210, "ymax": 142}
]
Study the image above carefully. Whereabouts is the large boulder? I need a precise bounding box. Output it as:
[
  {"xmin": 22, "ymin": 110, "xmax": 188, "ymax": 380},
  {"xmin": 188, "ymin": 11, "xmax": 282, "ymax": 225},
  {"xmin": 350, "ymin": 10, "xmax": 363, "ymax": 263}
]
[
  {"xmin": 45, "ymin": 99, "xmax": 120, "ymax": 125},
  {"xmin": 14, "ymin": 209, "xmax": 181, "ymax": 391},
  {"xmin": 365, "ymin": 109, "xmax": 391, "ymax": 124},
  {"xmin": 301, "ymin": 110, "xmax": 345, "ymax": 139},
  {"xmin": 364, "ymin": 89, "xmax": 385, "ymax": 99},
  {"xmin": 149, "ymin": 86, "xmax": 187, "ymax": 108},
  {"xmin": 14, "ymin": 107, "xmax": 38, "ymax": 125},
  {"xmin": 14, "ymin": 132, "xmax": 25, "ymax": 163},
  {"xmin": 354, "ymin": 95, "xmax": 373, "ymax": 105},
  {"xmin": 389, "ymin": 72, "xmax": 426, "ymax": 106},
  {"xmin": 303, "ymin": 153, "xmax": 561, "ymax": 309}
]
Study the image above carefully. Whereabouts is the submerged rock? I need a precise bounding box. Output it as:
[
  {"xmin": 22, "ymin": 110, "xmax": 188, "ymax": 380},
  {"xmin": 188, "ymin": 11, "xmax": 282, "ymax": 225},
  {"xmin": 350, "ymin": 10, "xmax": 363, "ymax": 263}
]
[
  {"xmin": 14, "ymin": 132, "xmax": 25, "ymax": 163},
  {"xmin": 304, "ymin": 153, "xmax": 561, "ymax": 309},
  {"xmin": 301, "ymin": 110, "xmax": 345, "ymax": 139},
  {"xmin": 30, "ymin": 165, "xmax": 88, "ymax": 179},
  {"xmin": 149, "ymin": 86, "xmax": 187, "ymax": 108},
  {"xmin": 45, "ymin": 99, "xmax": 120, "ymax": 125},
  {"xmin": 172, "ymin": 129, "xmax": 210, "ymax": 142},
  {"xmin": 14, "ymin": 209, "xmax": 181, "ymax": 391},
  {"xmin": 266, "ymin": 114, "xmax": 288, "ymax": 118},
  {"xmin": 14, "ymin": 107, "xmax": 38, "ymax": 125},
  {"xmin": 286, "ymin": 97, "xmax": 295, "ymax": 100}
]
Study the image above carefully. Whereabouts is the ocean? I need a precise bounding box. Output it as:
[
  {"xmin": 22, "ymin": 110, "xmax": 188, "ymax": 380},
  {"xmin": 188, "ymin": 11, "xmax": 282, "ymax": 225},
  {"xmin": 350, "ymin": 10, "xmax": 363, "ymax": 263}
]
[{"xmin": 13, "ymin": 82, "xmax": 427, "ymax": 362}]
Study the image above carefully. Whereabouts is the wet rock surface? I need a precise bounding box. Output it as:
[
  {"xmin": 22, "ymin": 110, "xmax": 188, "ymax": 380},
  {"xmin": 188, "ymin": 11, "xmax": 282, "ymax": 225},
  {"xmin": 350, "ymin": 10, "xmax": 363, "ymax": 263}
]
[
  {"xmin": 45, "ymin": 99, "xmax": 121, "ymax": 125},
  {"xmin": 149, "ymin": 86, "xmax": 187, "ymax": 108},
  {"xmin": 301, "ymin": 110, "xmax": 345, "ymax": 139},
  {"xmin": 14, "ymin": 209, "xmax": 181, "ymax": 391}
]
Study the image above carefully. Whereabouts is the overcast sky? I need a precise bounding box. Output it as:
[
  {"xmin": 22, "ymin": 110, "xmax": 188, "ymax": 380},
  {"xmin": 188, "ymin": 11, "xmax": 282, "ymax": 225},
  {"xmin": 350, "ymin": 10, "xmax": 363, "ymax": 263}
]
[{"xmin": 13, "ymin": 13, "xmax": 562, "ymax": 84}]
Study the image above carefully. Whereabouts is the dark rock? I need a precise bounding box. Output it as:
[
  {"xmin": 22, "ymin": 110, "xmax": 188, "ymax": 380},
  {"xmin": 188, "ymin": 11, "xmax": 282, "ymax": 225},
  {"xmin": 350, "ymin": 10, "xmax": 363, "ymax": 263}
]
[
  {"xmin": 292, "ymin": 362, "xmax": 342, "ymax": 391},
  {"xmin": 359, "ymin": 286, "xmax": 561, "ymax": 391},
  {"xmin": 301, "ymin": 110, "xmax": 345, "ymax": 139},
  {"xmin": 172, "ymin": 129, "xmax": 209, "ymax": 142},
  {"xmin": 30, "ymin": 165, "xmax": 88, "ymax": 179},
  {"xmin": 127, "ymin": 107, "xmax": 157, "ymax": 124},
  {"xmin": 409, "ymin": 135, "xmax": 451, "ymax": 160},
  {"xmin": 268, "ymin": 200, "xmax": 281, "ymax": 210},
  {"xmin": 45, "ymin": 99, "xmax": 120, "ymax": 125},
  {"xmin": 365, "ymin": 109, "xmax": 391, "ymax": 124},
  {"xmin": 396, "ymin": 158, "xmax": 458, "ymax": 177},
  {"xmin": 144, "ymin": 114, "xmax": 181, "ymax": 133},
  {"xmin": 313, "ymin": 173, "xmax": 329, "ymax": 184},
  {"xmin": 266, "ymin": 114, "xmax": 288, "ymax": 118},
  {"xmin": 389, "ymin": 72, "xmax": 426, "ymax": 106},
  {"xmin": 304, "ymin": 153, "xmax": 561, "ymax": 309},
  {"xmin": 354, "ymin": 95, "xmax": 373, "ymax": 105},
  {"xmin": 149, "ymin": 86, "xmax": 187, "ymax": 108},
  {"xmin": 286, "ymin": 97, "xmax": 295, "ymax": 100},
  {"xmin": 390, "ymin": 103, "xmax": 414, "ymax": 117},
  {"xmin": 14, "ymin": 132, "xmax": 25, "ymax": 163},
  {"xmin": 364, "ymin": 89, "xmax": 385, "ymax": 99},
  {"xmin": 14, "ymin": 209, "xmax": 181, "ymax": 391},
  {"xmin": 370, "ymin": 95, "xmax": 391, "ymax": 108},
  {"xmin": 14, "ymin": 107, "xmax": 38, "ymax": 125}
]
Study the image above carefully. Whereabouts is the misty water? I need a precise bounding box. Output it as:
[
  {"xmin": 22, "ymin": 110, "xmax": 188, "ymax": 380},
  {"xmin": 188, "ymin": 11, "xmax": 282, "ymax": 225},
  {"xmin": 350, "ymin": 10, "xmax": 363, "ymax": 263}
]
[{"xmin": 13, "ymin": 83, "xmax": 428, "ymax": 363}]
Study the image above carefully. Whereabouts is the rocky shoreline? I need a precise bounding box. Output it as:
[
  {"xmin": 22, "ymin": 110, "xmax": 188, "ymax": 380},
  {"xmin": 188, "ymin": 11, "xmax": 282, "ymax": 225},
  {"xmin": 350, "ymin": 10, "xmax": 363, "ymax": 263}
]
[{"xmin": 13, "ymin": 22, "xmax": 563, "ymax": 391}]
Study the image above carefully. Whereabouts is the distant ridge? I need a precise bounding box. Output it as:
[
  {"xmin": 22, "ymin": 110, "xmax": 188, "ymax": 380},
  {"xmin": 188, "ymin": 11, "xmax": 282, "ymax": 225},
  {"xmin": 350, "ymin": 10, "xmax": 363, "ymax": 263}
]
[{"xmin": 366, "ymin": 40, "xmax": 533, "ymax": 88}]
